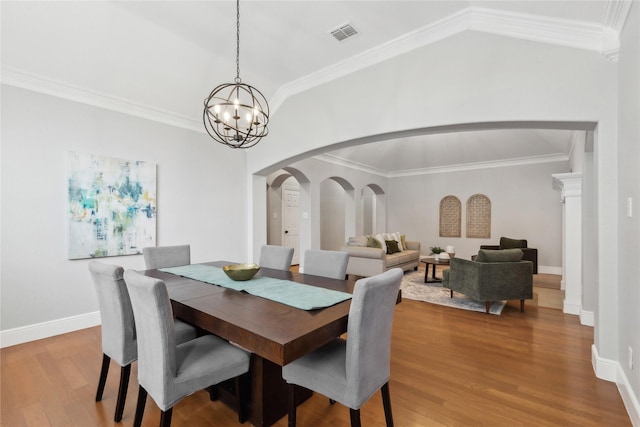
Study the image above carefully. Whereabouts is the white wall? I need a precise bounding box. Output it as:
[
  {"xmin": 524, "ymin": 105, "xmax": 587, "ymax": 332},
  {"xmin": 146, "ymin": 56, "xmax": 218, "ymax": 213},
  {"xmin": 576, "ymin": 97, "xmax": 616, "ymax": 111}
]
[
  {"xmin": 320, "ymin": 179, "xmax": 346, "ymax": 251},
  {"xmin": 267, "ymin": 175, "xmax": 284, "ymax": 246},
  {"xmin": 362, "ymin": 187, "xmax": 375, "ymax": 235},
  {"xmin": 581, "ymin": 151, "xmax": 598, "ymax": 315},
  {"xmin": 387, "ymin": 162, "xmax": 567, "ymax": 266},
  {"xmin": 267, "ymin": 185, "xmax": 282, "ymax": 246},
  {"xmin": 1, "ymin": 86, "xmax": 247, "ymax": 340},
  {"xmin": 616, "ymin": 1, "xmax": 640, "ymax": 419}
]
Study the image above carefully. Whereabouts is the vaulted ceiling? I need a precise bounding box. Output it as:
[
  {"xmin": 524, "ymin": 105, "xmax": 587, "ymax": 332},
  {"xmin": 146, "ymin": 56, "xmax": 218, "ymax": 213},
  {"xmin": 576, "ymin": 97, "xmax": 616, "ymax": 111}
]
[{"xmin": 2, "ymin": 1, "xmax": 624, "ymax": 174}]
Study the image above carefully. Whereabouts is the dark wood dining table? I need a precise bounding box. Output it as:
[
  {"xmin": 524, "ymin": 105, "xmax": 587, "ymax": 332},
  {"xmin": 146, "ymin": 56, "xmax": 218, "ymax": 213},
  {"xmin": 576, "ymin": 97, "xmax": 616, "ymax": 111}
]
[{"xmin": 141, "ymin": 261, "xmax": 356, "ymax": 427}]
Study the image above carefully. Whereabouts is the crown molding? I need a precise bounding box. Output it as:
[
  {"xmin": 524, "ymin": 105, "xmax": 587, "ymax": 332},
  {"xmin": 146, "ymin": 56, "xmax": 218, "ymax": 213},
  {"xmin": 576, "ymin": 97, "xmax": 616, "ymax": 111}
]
[
  {"xmin": 603, "ymin": 0, "xmax": 633, "ymax": 33},
  {"xmin": 269, "ymin": 7, "xmax": 471, "ymax": 113},
  {"xmin": 552, "ymin": 172, "xmax": 583, "ymax": 198},
  {"xmin": 601, "ymin": 0, "xmax": 633, "ymax": 62},
  {"xmin": 272, "ymin": 6, "xmax": 616, "ymax": 113},
  {"xmin": 469, "ymin": 7, "xmax": 603, "ymax": 53},
  {"xmin": 315, "ymin": 152, "xmax": 570, "ymax": 179},
  {"xmin": 567, "ymin": 130, "xmax": 582, "ymax": 160},
  {"xmin": 313, "ymin": 153, "xmax": 392, "ymax": 178},
  {"xmin": 601, "ymin": 29, "xmax": 621, "ymax": 62},
  {"xmin": 1, "ymin": 67, "xmax": 204, "ymax": 133},
  {"xmin": 2, "ymin": 6, "xmax": 622, "ymax": 127},
  {"xmin": 389, "ymin": 153, "xmax": 570, "ymax": 178}
]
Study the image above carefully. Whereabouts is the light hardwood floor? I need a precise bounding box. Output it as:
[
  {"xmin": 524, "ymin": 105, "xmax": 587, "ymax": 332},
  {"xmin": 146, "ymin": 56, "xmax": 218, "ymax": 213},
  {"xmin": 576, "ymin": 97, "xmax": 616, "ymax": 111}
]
[{"xmin": 1, "ymin": 270, "xmax": 630, "ymax": 427}]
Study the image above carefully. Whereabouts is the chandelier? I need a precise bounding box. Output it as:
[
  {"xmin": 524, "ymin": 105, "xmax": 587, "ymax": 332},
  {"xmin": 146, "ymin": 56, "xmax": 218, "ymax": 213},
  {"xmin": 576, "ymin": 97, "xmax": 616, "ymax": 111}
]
[{"xmin": 203, "ymin": 0, "xmax": 269, "ymax": 149}]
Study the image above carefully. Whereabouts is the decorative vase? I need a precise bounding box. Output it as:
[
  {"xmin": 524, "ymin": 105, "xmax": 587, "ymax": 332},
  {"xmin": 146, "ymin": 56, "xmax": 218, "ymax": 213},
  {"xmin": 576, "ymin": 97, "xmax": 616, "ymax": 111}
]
[{"xmin": 434, "ymin": 254, "xmax": 440, "ymax": 261}]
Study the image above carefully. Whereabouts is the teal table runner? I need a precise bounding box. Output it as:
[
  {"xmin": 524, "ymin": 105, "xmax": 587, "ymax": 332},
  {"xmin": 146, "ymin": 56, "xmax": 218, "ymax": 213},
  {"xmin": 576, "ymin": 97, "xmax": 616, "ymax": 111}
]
[{"xmin": 159, "ymin": 264, "xmax": 351, "ymax": 310}]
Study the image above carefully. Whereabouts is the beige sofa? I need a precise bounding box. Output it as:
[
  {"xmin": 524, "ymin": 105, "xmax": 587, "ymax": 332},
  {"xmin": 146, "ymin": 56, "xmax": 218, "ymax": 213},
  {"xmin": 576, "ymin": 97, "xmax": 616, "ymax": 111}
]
[{"xmin": 341, "ymin": 235, "xmax": 421, "ymax": 278}]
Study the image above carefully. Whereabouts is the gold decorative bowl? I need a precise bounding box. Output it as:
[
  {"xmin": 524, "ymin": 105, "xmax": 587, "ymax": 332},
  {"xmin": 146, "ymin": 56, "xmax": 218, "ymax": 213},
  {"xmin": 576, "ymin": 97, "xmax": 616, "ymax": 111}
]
[{"xmin": 223, "ymin": 263, "xmax": 260, "ymax": 281}]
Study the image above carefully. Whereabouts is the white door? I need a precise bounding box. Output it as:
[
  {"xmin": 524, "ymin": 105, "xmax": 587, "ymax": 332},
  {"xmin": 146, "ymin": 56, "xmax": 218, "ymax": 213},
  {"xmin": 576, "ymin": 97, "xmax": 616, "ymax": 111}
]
[{"xmin": 283, "ymin": 189, "xmax": 300, "ymax": 265}]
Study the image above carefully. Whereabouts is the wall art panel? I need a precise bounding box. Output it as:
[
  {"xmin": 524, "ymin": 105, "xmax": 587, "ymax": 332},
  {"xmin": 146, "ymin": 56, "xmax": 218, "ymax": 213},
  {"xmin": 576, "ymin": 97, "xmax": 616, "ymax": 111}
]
[
  {"xmin": 439, "ymin": 195, "xmax": 462, "ymax": 237},
  {"xmin": 67, "ymin": 151, "xmax": 156, "ymax": 259},
  {"xmin": 466, "ymin": 194, "xmax": 491, "ymax": 238}
]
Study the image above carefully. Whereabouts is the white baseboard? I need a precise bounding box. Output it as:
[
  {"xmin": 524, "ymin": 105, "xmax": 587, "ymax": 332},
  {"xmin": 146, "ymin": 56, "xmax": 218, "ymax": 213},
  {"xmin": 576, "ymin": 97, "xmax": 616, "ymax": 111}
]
[
  {"xmin": 618, "ymin": 374, "xmax": 640, "ymax": 427},
  {"xmin": 0, "ymin": 311, "xmax": 101, "ymax": 348},
  {"xmin": 533, "ymin": 266, "xmax": 594, "ymax": 326},
  {"xmin": 592, "ymin": 344, "xmax": 619, "ymax": 381},
  {"xmin": 580, "ymin": 308, "xmax": 595, "ymax": 327},
  {"xmin": 563, "ymin": 300, "xmax": 581, "ymax": 315},
  {"xmin": 592, "ymin": 345, "xmax": 640, "ymax": 426},
  {"xmin": 538, "ymin": 265, "xmax": 562, "ymax": 275},
  {"xmin": 560, "ymin": 300, "xmax": 594, "ymax": 326},
  {"xmin": 556, "ymin": 289, "xmax": 594, "ymax": 327}
]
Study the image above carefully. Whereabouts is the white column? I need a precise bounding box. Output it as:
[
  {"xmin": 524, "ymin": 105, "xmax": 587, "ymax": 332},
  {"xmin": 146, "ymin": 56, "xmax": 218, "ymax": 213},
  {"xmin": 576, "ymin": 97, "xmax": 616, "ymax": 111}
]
[
  {"xmin": 376, "ymin": 193, "xmax": 387, "ymax": 233},
  {"xmin": 552, "ymin": 173, "xmax": 583, "ymax": 316},
  {"xmin": 344, "ymin": 188, "xmax": 356, "ymax": 242},
  {"xmin": 250, "ymin": 174, "xmax": 268, "ymax": 264}
]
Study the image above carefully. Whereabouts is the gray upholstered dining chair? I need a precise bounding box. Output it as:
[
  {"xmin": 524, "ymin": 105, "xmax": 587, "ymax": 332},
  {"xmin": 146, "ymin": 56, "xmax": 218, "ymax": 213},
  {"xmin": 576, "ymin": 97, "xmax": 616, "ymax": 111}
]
[
  {"xmin": 259, "ymin": 244, "xmax": 295, "ymax": 270},
  {"xmin": 89, "ymin": 261, "xmax": 197, "ymax": 422},
  {"xmin": 302, "ymin": 249, "xmax": 349, "ymax": 279},
  {"xmin": 283, "ymin": 268, "xmax": 403, "ymax": 427},
  {"xmin": 142, "ymin": 244, "xmax": 190, "ymax": 269},
  {"xmin": 123, "ymin": 270, "xmax": 251, "ymax": 427}
]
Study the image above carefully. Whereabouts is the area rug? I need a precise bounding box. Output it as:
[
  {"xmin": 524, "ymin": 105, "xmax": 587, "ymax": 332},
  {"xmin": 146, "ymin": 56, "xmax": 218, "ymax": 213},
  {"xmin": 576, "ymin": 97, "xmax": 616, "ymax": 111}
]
[{"xmin": 400, "ymin": 270, "xmax": 506, "ymax": 315}]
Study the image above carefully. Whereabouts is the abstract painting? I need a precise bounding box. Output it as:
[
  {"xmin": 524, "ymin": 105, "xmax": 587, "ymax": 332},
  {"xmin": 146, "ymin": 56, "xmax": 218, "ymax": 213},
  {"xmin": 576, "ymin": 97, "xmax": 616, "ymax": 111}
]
[{"xmin": 67, "ymin": 151, "xmax": 156, "ymax": 259}]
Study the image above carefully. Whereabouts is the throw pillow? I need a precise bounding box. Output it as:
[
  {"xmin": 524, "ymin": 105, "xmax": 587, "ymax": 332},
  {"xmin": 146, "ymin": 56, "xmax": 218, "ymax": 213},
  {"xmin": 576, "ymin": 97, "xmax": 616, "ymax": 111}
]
[
  {"xmin": 385, "ymin": 240, "xmax": 401, "ymax": 254},
  {"xmin": 367, "ymin": 236, "xmax": 381, "ymax": 248},
  {"xmin": 347, "ymin": 236, "xmax": 368, "ymax": 247},
  {"xmin": 400, "ymin": 234, "xmax": 407, "ymax": 250},
  {"xmin": 374, "ymin": 234, "xmax": 387, "ymax": 253},
  {"xmin": 383, "ymin": 232, "xmax": 403, "ymax": 252},
  {"xmin": 391, "ymin": 232, "xmax": 403, "ymax": 252},
  {"xmin": 476, "ymin": 248, "xmax": 524, "ymax": 263}
]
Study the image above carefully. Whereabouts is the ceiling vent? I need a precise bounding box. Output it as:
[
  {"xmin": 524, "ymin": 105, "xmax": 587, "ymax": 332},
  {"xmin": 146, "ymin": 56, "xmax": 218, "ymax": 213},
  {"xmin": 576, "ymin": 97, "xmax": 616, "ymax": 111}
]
[{"xmin": 329, "ymin": 23, "xmax": 359, "ymax": 42}]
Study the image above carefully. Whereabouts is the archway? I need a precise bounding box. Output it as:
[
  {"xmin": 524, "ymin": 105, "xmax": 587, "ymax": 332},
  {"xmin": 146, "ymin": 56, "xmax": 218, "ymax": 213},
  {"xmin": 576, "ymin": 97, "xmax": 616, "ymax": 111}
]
[
  {"xmin": 250, "ymin": 121, "xmax": 598, "ymax": 319},
  {"xmin": 361, "ymin": 183, "xmax": 386, "ymax": 236},
  {"xmin": 319, "ymin": 177, "xmax": 355, "ymax": 250},
  {"xmin": 263, "ymin": 167, "xmax": 311, "ymax": 266}
]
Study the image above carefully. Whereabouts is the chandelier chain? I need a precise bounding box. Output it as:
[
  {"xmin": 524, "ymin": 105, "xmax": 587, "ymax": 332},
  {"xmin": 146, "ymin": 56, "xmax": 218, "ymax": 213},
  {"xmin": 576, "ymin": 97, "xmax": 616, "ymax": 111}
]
[
  {"xmin": 235, "ymin": 0, "xmax": 241, "ymax": 83},
  {"xmin": 203, "ymin": 0, "xmax": 269, "ymax": 148}
]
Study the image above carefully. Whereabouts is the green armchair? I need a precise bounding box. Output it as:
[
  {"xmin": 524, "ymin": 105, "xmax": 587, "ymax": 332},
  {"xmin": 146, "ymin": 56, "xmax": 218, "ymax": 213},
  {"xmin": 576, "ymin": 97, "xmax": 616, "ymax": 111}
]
[
  {"xmin": 442, "ymin": 249, "xmax": 533, "ymax": 313},
  {"xmin": 480, "ymin": 236, "xmax": 538, "ymax": 274}
]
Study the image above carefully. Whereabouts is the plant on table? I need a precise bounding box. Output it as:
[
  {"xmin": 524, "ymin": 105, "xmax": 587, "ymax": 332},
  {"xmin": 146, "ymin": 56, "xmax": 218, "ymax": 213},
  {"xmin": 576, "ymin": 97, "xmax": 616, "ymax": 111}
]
[{"xmin": 430, "ymin": 246, "xmax": 445, "ymax": 261}]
